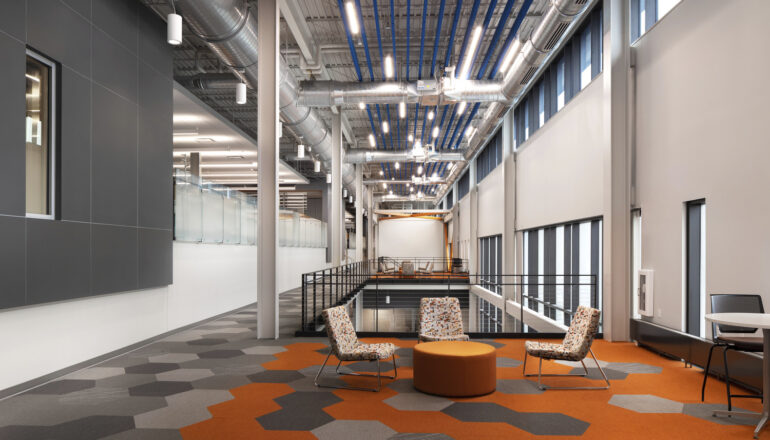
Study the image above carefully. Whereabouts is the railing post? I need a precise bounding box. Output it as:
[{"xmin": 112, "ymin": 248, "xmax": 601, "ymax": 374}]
[
  {"xmin": 301, "ymin": 273, "xmax": 306, "ymax": 332},
  {"xmin": 313, "ymin": 272, "xmax": 317, "ymax": 331}
]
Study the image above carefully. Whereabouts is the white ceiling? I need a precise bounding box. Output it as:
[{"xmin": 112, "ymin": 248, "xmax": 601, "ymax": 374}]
[{"xmin": 172, "ymin": 83, "xmax": 308, "ymax": 186}]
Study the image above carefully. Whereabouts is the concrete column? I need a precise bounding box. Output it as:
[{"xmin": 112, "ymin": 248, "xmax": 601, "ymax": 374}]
[
  {"xmin": 256, "ymin": 0, "xmax": 279, "ymax": 339},
  {"xmin": 189, "ymin": 153, "xmax": 201, "ymax": 178},
  {"xmin": 501, "ymin": 109, "xmax": 516, "ymax": 330},
  {"xmin": 331, "ymin": 114, "xmax": 342, "ymax": 267},
  {"xmin": 355, "ymin": 165, "xmax": 363, "ymax": 262},
  {"xmin": 602, "ymin": 0, "xmax": 631, "ymax": 341}
]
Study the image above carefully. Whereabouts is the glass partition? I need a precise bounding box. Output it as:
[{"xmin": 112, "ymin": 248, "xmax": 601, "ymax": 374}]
[{"xmin": 173, "ymin": 171, "xmax": 326, "ymax": 247}]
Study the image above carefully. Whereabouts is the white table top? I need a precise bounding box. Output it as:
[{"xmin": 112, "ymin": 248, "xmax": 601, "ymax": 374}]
[{"xmin": 705, "ymin": 313, "xmax": 770, "ymax": 329}]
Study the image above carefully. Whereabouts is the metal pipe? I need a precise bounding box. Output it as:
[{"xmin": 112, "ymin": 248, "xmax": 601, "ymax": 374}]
[
  {"xmin": 365, "ymin": 179, "xmax": 449, "ymax": 186},
  {"xmin": 175, "ymin": 0, "xmax": 356, "ymax": 191},
  {"xmin": 345, "ymin": 150, "xmax": 465, "ymax": 164}
]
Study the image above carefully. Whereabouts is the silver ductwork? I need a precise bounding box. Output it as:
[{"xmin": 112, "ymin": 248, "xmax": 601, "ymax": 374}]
[
  {"xmin": 365, "ymin": 179, "xmax": 449, "ymax": 185},
  {"xmin": 345, "ymin": 149, "xmax": 465, "ymax": 164},
  {"xmin": 175, "ymin": 0, "xmax": 356, "ymax": 191},
  {"xmin": 438, "ymin": 0, "xmax": 594, "ymax": 200}
]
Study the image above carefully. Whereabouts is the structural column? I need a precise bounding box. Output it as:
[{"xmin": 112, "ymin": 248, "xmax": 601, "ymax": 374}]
[
  {"xmin": 331, "ymin": 113, "xmax": 342, "ymax": 267},
  {"xmin": 256, "ymin": 0, "xmax": 280, "ymax": 339},
  {"xmin": 602, "ymin": 0, "xmax": 631, "ymax": 341},
  {"xmin": 501, "ymin": 109, "xmax": 516, "ymax": 331},
  {"xmin": 355, "ymin": 165, "xmax": 364, "ymax": 261},
  {"xmin": 367, "ymin": 189, "xmax": 375, "ymax": 261},
  {"xmin": 189, "ymin": 152, "xmax": 201, "ymax": 178}
]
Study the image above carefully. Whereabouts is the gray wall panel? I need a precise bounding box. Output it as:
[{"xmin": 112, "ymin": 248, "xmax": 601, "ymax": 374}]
[
  {"xmin": 0, "ymin": 0, "xmax": 26, "ymax": 42},
  {"xmin": 26, "ymin": 219, "xmax": 91, "ymax": 304},
  {"xmin": 92, "ymin": 84, "xmax": 138, "ymax": 226},
  {"xmin": 138, "ymin": 61, "xmax": 172, "ymax": 121},
  {"xmin": 0, "ymin": 216, "xmax": 26, "ymax": 309},
  {"xmin": 26, "ymin": 0, "xmax": 91, "ymax": 77},
  {"xmin": 92, "ymin": 224, "xmax": 138, "ymax": 295},
  {"xmin": 62, "ymin": 0, "xmax": 92, "ymax": 20},
  {"xmin": 60, "ymin": 67, "xmax": 92, "ymax": 222},
  {"xmin": 0, "ymin": 33, "xmax": 26, "ymax": 216},
  {"xmin": 138, "ymin": 228, "xmax": 172, "ymax": 289},
  {"xmin": 137, "ymin": 7, "xmax": 173, "ymax": 78},
  {"xmin": 93, "ymin": 28, "xmax": 138, "ymax": 103},
  {"xmin": 92, "ymin": 0, "xmax": 137, "ymax": 54},
  {"xmin": 138, "ymin": 111, "xmax": 172, "ymax": 230}
]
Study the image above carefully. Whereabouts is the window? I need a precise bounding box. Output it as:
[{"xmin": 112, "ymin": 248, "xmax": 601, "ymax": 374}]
[
  {"xmin": 476, "ymin": 129, "xmax": 502, "ymax": 184},
  {"xmin": 510, "ymin": 4, "xmax": 603, "ymax": 149},
  {"xmin": 556, "ymin": 57, "xmax": 565, "ymax": 110},
  {"xmin": 631, "ymin": 209, "xmax": 642, "ymax": 319},
  {"xmin": 579, "ymin": 26, "xmax": 592, "ymax": 90},
  {"xmin": 457, "ymin": 171, "xmax": 469, "ymax": 200},
  {"xmin": 523, "ymin": 218, "xmax": 602, "ymax": 326},
  {"xmin": 25, "ymin": 50, "xmax": 57, "ymax": 218},
  {"xmin": 685, "ymin": 200, "xmax": 706, "ymax": 338},
  {"xmin": 631, "ymin": 0, "xmax": 682, "ymax": 41},
  {"xmin": 445, "ymin": 189, "xmax": 454, "ymax": 209},
  {"xmin": 479, "ymin": 235, "xmax": 502, "ymax": 294}
]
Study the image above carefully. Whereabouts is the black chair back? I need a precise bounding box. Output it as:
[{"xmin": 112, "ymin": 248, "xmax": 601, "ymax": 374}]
[{"xmin": 710, "ymin": 294, "xmax": 764, "ymax": 339}]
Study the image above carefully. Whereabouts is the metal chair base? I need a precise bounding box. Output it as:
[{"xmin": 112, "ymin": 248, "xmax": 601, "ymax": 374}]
[
  {"xmin": 522, "ymin": 348, "xmax": 610, "ymax": 390},
  {"xmin": 701, "ymin": 343, "xmax": 763, "ymax": 411},
  {"xmin": 314, "ymin": 351, "xmax": 398, "ymax": 392}
]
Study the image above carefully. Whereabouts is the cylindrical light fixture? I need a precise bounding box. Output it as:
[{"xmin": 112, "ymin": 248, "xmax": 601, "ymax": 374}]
[
  {"xmin": 417, "ymin": 164, "xmax": 423, "ymax": 175},
  {"xmin": 235, "ymin": 82, "xmax": 247, "ymax": 104},
  {"xmin": 167, "ymin": 13, "xmax": 182, "ymax": 45},
  {"xmin": 349, "ymin": 195, "xmax": 354, "ymax": 203},
  {"xmin": 408, "ymin": 133, "xmax": 414, "ymax": 142},
  {"xmin": 394, "ymin": 162, "xmax": 400, "ymax": 170},
  {"xmin": 326, "ymin": 173, "xmax": 332, "ymax": 183},
  {"xmin": 427, "ymin": 110, "xmax": 434, "ymax": 120},
  {"xmin": 343, "ymin": 188, "xmax": 348, "ymax": 197},
  {"xmin": 382, "ymin": 121, "xmax": 389, "ymax": 134},
  {"xmin": 314, "ymin": 160, "xmax": 321, "ymax": 172},
  {"xmin": 358, "ymin": 102, "xmax": 366, "ymax": 110},
  {"xmin": 297, "ymin": 144, "xmax": 305, "ymax": 158},
  {"xmin": 379, "ymin": 170, "xmax": 384, "ymax": 176}
]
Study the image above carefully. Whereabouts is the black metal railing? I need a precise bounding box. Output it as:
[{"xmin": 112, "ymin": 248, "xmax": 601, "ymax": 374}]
[{"xmin": 299, "ymin": 266, "xmax": 597, "ymax": 336}]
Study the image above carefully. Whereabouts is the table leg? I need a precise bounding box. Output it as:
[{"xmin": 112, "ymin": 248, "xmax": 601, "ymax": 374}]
[
  {"xmin": 712, "ymin": 329, "xmax": 769, "ymax": 438},
  {"xmin": 753, "ymin": 329, "xmax": 770, "ymax": 439}
]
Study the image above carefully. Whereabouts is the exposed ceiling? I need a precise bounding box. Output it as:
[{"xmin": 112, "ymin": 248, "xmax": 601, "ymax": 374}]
[
  {"xmin": 172, "ymin": 85, "xmax": 309, "ymax": 187},
  {"xmin": 142, "ymin": 0, "xmax": 550, "ymax": 201}
]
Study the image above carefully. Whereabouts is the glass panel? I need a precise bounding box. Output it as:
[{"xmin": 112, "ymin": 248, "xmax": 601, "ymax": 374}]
[
  {"xmin": 26, "ymin": 53, "xmax": 53, "ymax": 217},
  {"xmin": 556, "ymin": 57, "xmax": 565, "ymax": 110},
  {"xmin": 223, "ymin": 194, "xmax": 241, "ymax": 244},
  {"xmin": 580, "ymin": 27, "xmax": 592, "ymax": 90},
  {"xmin": 201, "ymin": 188, "xmax": 224, "ymax": 243}
]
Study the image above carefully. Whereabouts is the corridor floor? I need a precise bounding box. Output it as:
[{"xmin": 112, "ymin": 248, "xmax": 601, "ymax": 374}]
[{"xmin": 0, "ymin": 295, "xmax": 762, "ymax": 439}]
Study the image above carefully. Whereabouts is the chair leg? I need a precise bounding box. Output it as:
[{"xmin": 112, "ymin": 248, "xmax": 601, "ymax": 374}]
[
  {"xmin": 723, "ymin": 346, "xmax": 732, "ymax": 412},
  {"xmin": 314, "ymin": 351, "xmax": 396, "ymax": 392},
  {"xmin": 524, "ymin": 348, "xmax": 610, "ymax": 391},
  {"xmin": 701, "ymin": 343, "xmax": 718, "ymax": 402}
]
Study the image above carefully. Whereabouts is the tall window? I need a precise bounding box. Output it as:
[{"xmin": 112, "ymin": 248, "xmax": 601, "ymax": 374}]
[
  {"xmin": 631, "ymin": 0, "xmax": 682, "ymax": 41},
  {"xmin": 26, "ymin": 50, "xmax": 56, "ymax": 218},
  {"xmin": 476, "ymin": 129, "xmax": 502, "ymax": 184},
  {"xmin": 445, "ymin": 189, "xmax": 454, "ymax": 209},
  {"xmin": 523, "ymin": 219, "xmax": 602, "ymax": 326},
  {"xmin": 457, "ymin": 171, "xmax": 470, "ymax": 200},
  {"xmin": 511, "ymin": 4, "xmax": 602, "ymax": 150},
  {"xmin": 685, "ymin": 200, "xmax": 706, "ymax": 337},
  {"xmin": 479, "ymin": 235, "xmax": 502, "ymax": 294}
]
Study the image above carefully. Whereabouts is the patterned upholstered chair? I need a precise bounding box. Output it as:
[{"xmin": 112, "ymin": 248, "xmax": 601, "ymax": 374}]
[
  {"xmin": 418, "ymin": 297, "xmax": 470, "ymax": 343},
  {"xmin": 314, "ymin": 305, "xmax": 397, "ymax": 392},
  {"xmin": 523, "ymin": 305, "xmax": 609, "ymax": 390}
]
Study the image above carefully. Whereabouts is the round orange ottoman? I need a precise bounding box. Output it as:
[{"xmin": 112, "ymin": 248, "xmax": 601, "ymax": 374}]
[{"xmin": 413, "ymin": 341, "xmax": 496, "ymax": 397}]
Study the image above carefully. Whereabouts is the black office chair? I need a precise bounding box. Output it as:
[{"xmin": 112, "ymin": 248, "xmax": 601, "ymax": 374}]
[{"xmin": 700, "ymin": 294, "xmax": 764, "ymax": 410}]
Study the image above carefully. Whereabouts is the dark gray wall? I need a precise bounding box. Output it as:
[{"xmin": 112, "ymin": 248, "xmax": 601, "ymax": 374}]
[{"xmin": 0, "ymin": 0, "xmax": 173, "ymax": 310}]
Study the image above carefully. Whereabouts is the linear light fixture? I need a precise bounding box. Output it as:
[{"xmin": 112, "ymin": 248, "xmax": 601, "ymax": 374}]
[
  {"xmin": 25, "ymin": 74, "xmax": 40, "ymax": 83},
  {"xmin": 394, "ymin": 162, "xmax": 400, "ymax": 170},
  {"xmin": 345, "ymin": 1, "xmax": 360, "ymax": 34},
  {"xmin": 417, "ymin": 164, "xmax": 423, "ymax": 175},
  {"xmin": 427, "ymin": 110, "xmax": 434, "ymax": 121},
  {"xmin": 456, "ymin": 101, "xmax": 467, "ymax": 115},
  {"xmin": 382, "ymin": 121, "xmax": 389, "ymax": 134},
  {"xmin": 432, "ymin": 126, "xmax": 439, "ymax": 138},
  {"xmin": 379, "ymin": 170, "xmax": 384, "ymax": 176},
  {"xmin": 459, "ymin": 25, "xmax": 483, "ymax": 79},
  {"xmin": 408, "ymin": 133, "xmax": 414, "ymax": 142},
  {"xmin": 368, "ymin": 133, "xmax": 376, "ymax": 147},
  {"xmin": 399, "ymin": 101, "xmax": 406, "ymax": 118},
  {"xmin": 384, "ymin": 55, "xmax": 394, "ymax": 79}
]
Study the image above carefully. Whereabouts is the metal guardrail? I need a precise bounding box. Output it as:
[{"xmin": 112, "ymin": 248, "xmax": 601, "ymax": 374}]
[{"xmin": 299, "ymin": 263, "xmax": 598, "ymax": 336}]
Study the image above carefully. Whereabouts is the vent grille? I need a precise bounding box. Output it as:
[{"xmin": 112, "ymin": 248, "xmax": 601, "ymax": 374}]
[
  {"xmin": 520, "ymin": 66, "xmax": 538, "ymax": 85},
  {"xmin": 576, "ymin": 0, "xmax": 588, "ymax": 4},
  {"xmin": 544, "ymin": 22, "xmax": 570, "ymax": 51}
]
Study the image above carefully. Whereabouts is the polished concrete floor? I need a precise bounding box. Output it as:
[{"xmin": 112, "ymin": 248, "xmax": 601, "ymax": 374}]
[{"xmin": 0, "ymin": 288, "xmax": 761, "ymax": 439}]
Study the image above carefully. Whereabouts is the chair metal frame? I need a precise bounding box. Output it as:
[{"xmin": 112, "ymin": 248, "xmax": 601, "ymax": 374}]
[
  {"xmin": 314, "ymin": 350, "xmax": 398, "ymax": 392},
  {"xmin": 700, "ymin": 294, "xmax": 764, "ymax": 411},
  {"xmin": 522, "ymin": 347, "xmax": 610, "ymax": 390}
]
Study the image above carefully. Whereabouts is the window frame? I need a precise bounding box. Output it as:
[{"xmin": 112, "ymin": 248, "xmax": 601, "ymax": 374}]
[{"xmin": 25, "ymin": 48, "xmax": 58, "ymax": 220}]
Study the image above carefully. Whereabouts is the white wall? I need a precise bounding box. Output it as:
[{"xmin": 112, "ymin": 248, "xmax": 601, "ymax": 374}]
[
  {"xmin": 377, "ymin": 217, "xmax": 444, "ymax": 260},
  {"xmin": 633, "ymin": 0, "xmax": 770, "ymax": 330},
  {"xmin": 0, "ymin": 242, "xmax": 326, "ymax": 391},
  {"xmin": 515, "ymin": 78, "xmax": 606, "ymax": 230},
  {"xmin": 477, "ymin": 165, "xmax": 505, "ymax": 237}
]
